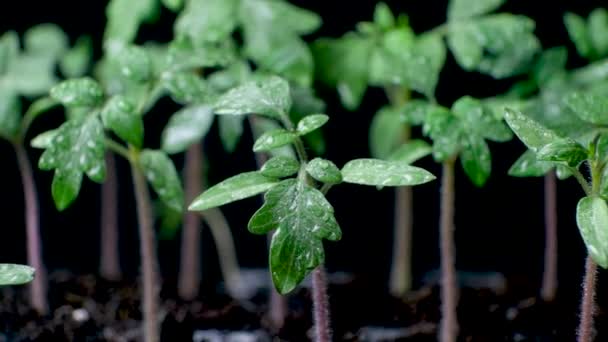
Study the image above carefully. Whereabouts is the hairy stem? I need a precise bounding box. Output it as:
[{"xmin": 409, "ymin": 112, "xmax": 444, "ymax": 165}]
[
  {"xmin": 178, "ymin": 143, "xmax": 203, "ymax": 301},
  {"xmin": 541, "ymin": 171, "xmax": 558, "ymax": 302},
  {"xmin": 578, "ymin": 256, "xmax": 597, "ymax": 342},
  {"xmin": 312, "ymin": 266, "xmax": 331, "ymax": 342},
  {"xmin": 15, "ymin": 144, "xmax": 47, "ymax": 315},
  {"xmin": 439, "ymin": 159, "xmax": 458, "ymax": 342},
  {"xmin": 390, "ymin": 186, "xmax": 413, "ymax": 297},
  {"xmin": 131, "ymin": 163, "xmax": 160, "ymax": 342},
  {"xmin": 202, "ymin": 207, "xmax": 243, "ymax": 298},
  {"xmin": 100, "ymin": 153, "xmax": 121, "ymax": 281}
]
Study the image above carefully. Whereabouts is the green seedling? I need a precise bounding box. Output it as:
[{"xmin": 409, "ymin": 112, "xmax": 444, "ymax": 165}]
[
  {"xmin": 188, "ymin": 76, "xmax": 436, "ymax": 342},
  {"xmin": 0, "ymin": 25, "xmax": 90, "ymax": 315},
  {"xmin": 0, "ymin": 264, "xmax": 35, "ymax": 286}
]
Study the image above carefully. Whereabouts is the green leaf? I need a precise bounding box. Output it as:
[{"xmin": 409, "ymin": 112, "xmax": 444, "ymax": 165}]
[
  {"xmin": 556, "ymin": 165, "xmax": 573, "ymax": 180},
  {"xmin": 423, "ymin": 106, "xmax": 463, "ymax": 161},
  {"xmin": 250, "ymin": 117, "xmax": 296, "ymax": 159},
  {"xmin": 161, "ymin": 105, "xmax": 214, "ymax": 154},
  {"xmin": 214, "ymin": 76, "xmax": 291, "ymax": 118},
  {"xmin": 508, "ymin": 150, "xmax": 553, "ymax": 177},
  {"xmin": 564, "ymin": 92, "xmax": 608, "ymax": 125},
  {"xmin": 536, "ymin": 139, "xmax": 588, "ymax": 167},
  {"xmin": 0, "ymin": 91, "xmax": 21, "ymax": 140},
  {"xmin": 388, "ymin": 140, "xmax": 432, "ymax": 164},
  {"xmin": 218, "ymin": 115, "xmax": 244, "ymax": 153},
  {"xmin": 115, "ymin": 45, "xmax": 152, "ymax": 83},
  {"xmin": 248, "ymin": 179, "xmax": 341, "ymax": 294},
  {"xmin": 576, "ymin": 196, "xmax": 608, "ymax": 268},
  {"xmin": 296, "ymin": 114, "xmax": 329, "ymax": 136},
  {"xmin": 175, "ymin": 0, "xmax": 237, "ymax": 43},
  {"xmin": 50, "ymin": 78, "xmax": 104, "ymax": 108},
  {"xmin": 189, "ymin": 171, "xmax": 279, "ymax": 211},
  {"xmin": 452, "ymin": 96, "xmax": 512, "ymax": 142},
  {"xmin": 341, "ymin": 159, "xmax": 435, "ymax": 187},
  {"xmin": 162, "ymin": 72, "xmax": 210, "ymax": 105},
  {"xmin": 374, "ymin": 2, "xmax": 395, "ymax": 29},
  {"xmin": 60, "ymin": 36, "xmax": 92, "ymax": 78},
  {"xmin": 104, "ymin": 0, "xmax": 159, "ymax": 45},
  {"xmin": 101, "ymin": 96, "xmax": 143, "ymax": 147},
  {"xmin": 306, "ymin": 158, "xmax": 342, "ymax": 184},
  {"xmin": 589, "ymin": 8, "xmax": 608, "ymax": 58},
  {"xmin": 261, "ymin": 156, "xmax": 300, "ymax": 178},
  {"xmin": 564, "ymin": 12, "xmax": 593, "ymax": 59},
  {"xmin": 31, "ymin": 129, "xmax": 59, "ymax": 149},
  {"xmin": 166, "ymin": 37, "xmax": 236, "ymax": 71},
  {"xmin": 533, "ymin": 47, "xmax": 568, "ymax": 87},
  {"xmin": 369, "ymin": 106, "xmax": 406, "ymax": 159},
  {"xmin": 162, "ymin": 0, "xmax": 184, "ymax": 12},
  {"xmin": 39, "ymin": 116, "xmax": 106, "ymax": 210},
  {"xmin": 447, "ymin": 0, "xmax": 505, "ymax": 20},
  {"xmin": 24, "ymin": 24, "xmax": 68, "ymax": 59},
  {"xmin": 0, "ymin": 264, "xmax": 35, "ymax": 286},
  {"xmin": 504, "ymin": 108, "xmax": 561, "ymax": 153},
  {"xmin": 140, "ymin": 150, "xmax": 184, "ymax": 213},
  {"xmin": 253, "ymin": 129, "xmax": 297, "ymax": 152},
  {"xmin": 460, "ymin": 136, "xmax": 491, "ymax": 187}
]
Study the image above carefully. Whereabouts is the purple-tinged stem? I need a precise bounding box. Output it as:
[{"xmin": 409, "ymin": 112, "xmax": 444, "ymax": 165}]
[
  {"xmin": 100, "ymin": 153, "xmax": 121, "ymax": 281},
  {"xmin": 541, "ymin": 171, "xmax": 558, "ymax": 302},
  {"xmin": 131, "ymin": 164, "xmax": 160, "ymax": 342},
  {"xmin": 15, "ymin": 144, "xmax": 47, "ymax": 315},
  {"xmin": 577, "ymin": 256, "xmax": 597, "ymax": 342},
  {"xmin": 178, "ymin": 143, "xmax": 203, "ymax": 301},
  {"xmin": 439, "ymin": 159, "xmax": 458, "ymax": 342},
  {"xmin": 312, "ymin": 266, "xmax": 331, "ymax": 342}
]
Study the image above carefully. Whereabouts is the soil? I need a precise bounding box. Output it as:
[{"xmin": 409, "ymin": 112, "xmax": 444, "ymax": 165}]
[{"xmin": 0, "ymin": 271, "xmax": 604, "ymax": 342}]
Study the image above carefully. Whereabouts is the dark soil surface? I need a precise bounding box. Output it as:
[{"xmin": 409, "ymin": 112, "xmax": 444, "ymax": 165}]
[{"xmin": 0, "ymin": 271, "xmax": 605, "ymax": 341}]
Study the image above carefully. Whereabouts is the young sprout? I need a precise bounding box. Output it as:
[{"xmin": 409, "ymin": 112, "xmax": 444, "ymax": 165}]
[{"xmin": 189, "ymin": 76, "xmax": 436, "ymax": 342}]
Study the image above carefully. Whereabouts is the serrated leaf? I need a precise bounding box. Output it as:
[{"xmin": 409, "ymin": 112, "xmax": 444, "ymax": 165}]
[
  {"xmin": 189, "ymin": 171, "xmax": 279, "ymax": 211},
  {"xmin": 296, "ymin": 114, "xmax": 328, "ymax": 136},
  {"xmin": 31, "ymin": 129, "xmax": 59, "ymax": 149},
  {"xmin": 247, "ymin": 179, "xmax": 341, "ymax": 294},
  {"xmin": 504, "ymin": 108, "xmax": 561, "ymax": 153},
  {"xmin": 140, "ymin": 150, "xmax": 184, "ymax": 213},
  {"xmin": 341, "ymin": 159, "xmax": 435, "ymax": 187},
  {"xmin": 589, "ymin": 8, "xmax": 608, "ymax": 58},
  {"xmin": 536, "ymin": 139, "xmax": 588, "ymax": 167},
  {"xmin": 261, "ymin": 156, "xmax": 300, "ymax": 178},
  {"xmin": 460, "ymin": 136, "xmax": 491, "ymax": 187},
  {"xmin": 161, "ymin": 105, "xmax": 214, "ymax": 154},
  {"xmin": 564, "ymin": 92, "xmax": 608, "ymax": 125},
  {"xmin": 0, "ymin": 264, "xmax": 35, "ymax": 286},
  {"xmin": 60, "ymin": 36, "xmax": 92, "ymax": 78},
  {"xmin": 175, "ymin": 0, "xmax": 237, "ymax": 43},
  {"xmin": 369, "ymin": 106, "xmax": 405, "ymax": 159},
  {"xmin": 564, "ymin": 12, "xmax": 593, "ymax": 60},
  {"xmin": 50, "ymin": 78, "xmax": 104, "ymax": 108},
  {"xmin": 388, "ymin": 140, "xmax": 432, "ymax": 164},
  {"xmin": 253, "ymin": 129, "xmax": 297, "ymax": 152},
  {"xmin": 104, "ymin": 0, "xmax": 159, "ymax": 45},
  {"xmin": 101, "ymin": 96, "xmax": 143, "ymax": 147},
  {"xmin": 24, "ymin": 24, "xmax": 68, "ymax": 59},
  {"xmin": 115, "ymin": 45, "xmax": 152, "ymax": 83},
  {"xmin": 218, "ymin": 115, "xmax": 244, "ymax": 153},
  {"xmin": 508, "ymin": 150, "xmax": 553, "ymax": 177},
  {"xmin": 447, "ymin": 0, "xmax": 505, "ymax": 20},
  {"xmin": 306, "ymin": 158, "xmax": 342, "ymax": 184},
  {"xmin": 577, "ymin": 196, "xmax": 608, "ymax": 268},
  {"xmin": 214, "ymin": 76, "xmax": 291, "ymax": 118}
]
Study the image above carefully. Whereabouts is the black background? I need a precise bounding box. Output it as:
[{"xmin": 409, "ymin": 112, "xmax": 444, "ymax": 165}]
[{"xmin": 0, "ymin": 0, "xmax": 605, "ymax": 302}]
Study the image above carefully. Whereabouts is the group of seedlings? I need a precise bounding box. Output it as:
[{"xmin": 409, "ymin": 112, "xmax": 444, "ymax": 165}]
[{"xmin": 2, "ymin": 0, "xmax": 608, "ymax": 341}]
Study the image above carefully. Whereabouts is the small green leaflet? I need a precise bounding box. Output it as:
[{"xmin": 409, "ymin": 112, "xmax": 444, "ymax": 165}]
[
  {"xmin": 162, "ymin": 72, "xmax": 210, "ymax": 105},
  {"xmin": 162, "ymin": 0, "xmax": 184, "ymax": 12},
  {"xmin": 214, "ymin": 76, "xmax": 291, "ymax": 118},
  {"xmin": 536, "ymin": 139, "xmax": 588, "ymax": 167},
  {"xmin": 218, "ymin": 115, "xmax": 244, "ymax": 153},
  {"xmin": 161, "ymin": 105, "xmax": 214, "ymax": 154},
  {"xmin": 0, "ymin": 264, "xmax": 35, "ymax": 286},
  {"xmin": 388, "ymin": 140, "xmax": 432, "ymax": 165},
  {"xmin": 306, "ymin": 158, "xmax": 342, "ymax": 184},
  {"xmin": 0, "ymin": 91, "xmax": 20, "ymax": 140},
  {"xmin": 189, "ymin": 171, "xmax": 279, "ymax": 211},
  {"xmin": 115, "ymin": 45, "xmax": 152, "ymax": 83},
  {"xmin": 447, "ymin": 0, "xmax": 505, "ymax": 20},
  {"xmin": 253, "ymin": 129, "xmax": 297, "ymax": 152},
  {"xmin": 423, "ymin": 106, "xmax": 462, "ymax": 161},
  {"xmin": 564, "ymin": 12, "xmax": 593, "ymax": 60},
  {"xmin": 373, "ymin": 2, "xmax": 395, "ymax": 30},
  {"xmin": 101, "ymin": 96, "xmax": 144, "ymax": 148},
  {"xmin": 175, "ymin": 0, "xmax": 237, "ymax": 43},
  {"xmin": 23, "ymin": 24, "xmax": 68, "ymax": 60},
  {"xmin": 452, "ymin": 96, "xmax": 513, "ymax": 142},
  {"xmin": 248, "ymin": 179, "xmax": 341, "ymax": 294},
  {"xmin": 369, "ymin": 106, "xmax": 406, "ymax": 159},
  {"xmin": 60, "ymin": 36, "xmax": 92, "ymax": 78},
  {"xmin": 50, "ymin": 78, "xmax": 104, "ymax": 108},
  {"xmin": 261, "ymin": 156, "xmax": 300, "ymax": 178},
  {"xmin": 589, "ymin": 9, "xmax": 608, "ymax": 58},
  {"xmin": 508, "ymin": 150, "xmax": 553, "ymax": 177},
  {"xmin": 104, "ymin": 0, "xmax": 159, "ymax": 46},
  {"xmin": 296, "ymin": 114, "xmax": 329, "ymax": 136},
  {"xmin": 576, "ymin": 196, "xmax": 608, "ymax": 268},
  {"xmin": 31, "ymin": 129, "xmax": 59, "ymax": 149},
  {"xmin": 460, "ymin": 135, "xmax": 491, "ymax": 187},
  {"xmin": 341, "ymin": 159, "xmax": 435, "ymax": 187},
  {"xmin": 39, "ymin": 116, "xmax": 106, "ymax": 210},
  {"xmin": 564, "ymin": 92, "xmax": 608, "ymax": 125},
  {"xmin": 140, "ymin": 150, "xmax": 184, "ymax": 213},
  {"xmin": 504, "ymin": 108, "xmax": 561, "ymax": 153}
]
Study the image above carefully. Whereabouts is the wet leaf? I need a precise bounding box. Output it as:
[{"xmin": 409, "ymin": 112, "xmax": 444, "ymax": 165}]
[
  {"xmin": 577, "ymin": 196, "xmax": 608, "ymax": 268},
  {"xmin": 162, "ymin": 72, "xmax": 210, "ymax": 105},
  {"xmin": 508, "ymin": 150, "xmax": 552, "ymax": 177},
  {"xmin": 161, "ymin": 105, "xmax": 214, "ymax": 154},
  {"xmin": 248, "ymin": 179, "xmax": 341, "ymax": 294},
  {"xmin": 253, "ymin": 129, "xmax": 297, "ymax": 153},
  {"xmin": 261, "ymin": 156, "xmax": 300, "ymax": 178},
  {"xmin": 564, "ymin": 92, "xmax": 608, "ymax": 125},
  {"xmin": 101, "ymin": 96, "xmax": 143, "ymax": 147},
  {"xmin": 50, "ymin": 78, "xmax": 104, "ymax": 108},
  {"xmin": 115, "ymin": 45, "xmax": 152, "ymax": 83},
  {"xmin": 306, "ymin": 158, "xmax": 342, "ymax": 184},
  {"xmin": 189, "ymin": 171, "xmax": 279, "ymax": 211},
  {"xmin": 31, "ymin": 129, "xmax": 59, "ymax": 149},
  {"xmin": 536, "ymin": 139, "xmax": 588, "ymax": 167},
  {"xmin": 0, "ymin": 264, "xmax": 35, "ymax": 286},
  {"xmin": 140, "ymin": 149, "xmax": 184, "ymax": 213},
  {"xmin": 504, "ymin": 108, "xmax": 561, "ymax": 153},
  {"xmin": 296, "ymin": 114, "xmax": 329, "ymax": 136},
  {"xmin": 341, "ymin": 159, "xmax": 435, "ymax": 187},
  {"xmin": 214, "ymin": 76, "xmax": 291, "ymax": 118}
]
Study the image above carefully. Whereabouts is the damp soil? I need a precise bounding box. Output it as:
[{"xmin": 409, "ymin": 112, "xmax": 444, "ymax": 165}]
[{"xmin": 0, "ymin": 272, "xmax": 605, "ymax": 341}]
